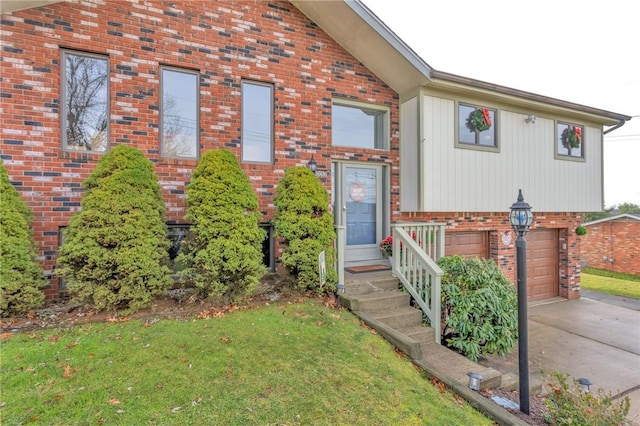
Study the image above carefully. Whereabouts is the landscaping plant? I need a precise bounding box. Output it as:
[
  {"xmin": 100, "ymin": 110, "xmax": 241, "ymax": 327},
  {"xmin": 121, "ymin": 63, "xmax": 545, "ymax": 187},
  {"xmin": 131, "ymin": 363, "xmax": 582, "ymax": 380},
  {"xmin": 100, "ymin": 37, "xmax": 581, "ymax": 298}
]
[
  {"xmin": 55, "ymin": 145, "xmax": 172, "ymax": 314},
  {"xmin": 436, "ymin": 255, "xmax": 518, "ymax": 361},
  {"xmin": 0, "ymin": 159, "xmax": 47, "ymax": 316},
  {"xmin": 178, "ymin": 149, "xmax": 265, "ymax": 302},
  {"xmin": 544, "ymin": 370, "xmax": 630, "ymax": 425},
  {"xmin": 273, "ymin": 166, "xmax": 337, "ymax": 292}
]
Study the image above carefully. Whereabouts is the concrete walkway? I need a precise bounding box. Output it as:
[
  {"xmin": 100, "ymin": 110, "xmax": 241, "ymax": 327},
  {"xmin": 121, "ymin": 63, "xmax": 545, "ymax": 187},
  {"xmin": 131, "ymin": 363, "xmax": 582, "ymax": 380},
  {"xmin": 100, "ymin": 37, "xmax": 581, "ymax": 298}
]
[{"xmin": 483, "ymin": 293, "xmax": 640, "ymax": 424}]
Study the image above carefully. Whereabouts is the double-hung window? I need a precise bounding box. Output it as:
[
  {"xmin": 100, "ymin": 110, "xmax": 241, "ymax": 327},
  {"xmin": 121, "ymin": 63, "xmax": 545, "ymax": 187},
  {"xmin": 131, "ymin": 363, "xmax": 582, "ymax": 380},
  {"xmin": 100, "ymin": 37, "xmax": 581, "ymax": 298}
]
[
  {"xmin": 161, "ymin": 67, "xmax": 199, "ymax": 159},
  {"xmin": 457, "ymin": 103, "xmax": 497, "ymax": 150},
  {"xmin": 241, "ymin": 81, "xmax": 273, "ymax": 163},
  {"xmin": 556, "ymin": 122, "xmax": 585, "ymax": 159},
  {"xmin": 331, "ymin": 100, "xmax": 389, "ymax": 149},
  {"xmin": 61, "ymin": 50, "xmax": 109, "ymax": 153}
]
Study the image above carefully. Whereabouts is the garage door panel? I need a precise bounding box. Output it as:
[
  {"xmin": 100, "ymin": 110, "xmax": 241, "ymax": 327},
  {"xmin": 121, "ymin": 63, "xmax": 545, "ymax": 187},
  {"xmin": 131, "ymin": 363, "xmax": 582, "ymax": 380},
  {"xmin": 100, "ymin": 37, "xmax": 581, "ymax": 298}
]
[
  {"xmin": 445, "ymin": 232, "xmax": 489, "ymax": 259},
  {"xmin": 525, "ymin": 229, "xmax": 559, "ymax": 300}
]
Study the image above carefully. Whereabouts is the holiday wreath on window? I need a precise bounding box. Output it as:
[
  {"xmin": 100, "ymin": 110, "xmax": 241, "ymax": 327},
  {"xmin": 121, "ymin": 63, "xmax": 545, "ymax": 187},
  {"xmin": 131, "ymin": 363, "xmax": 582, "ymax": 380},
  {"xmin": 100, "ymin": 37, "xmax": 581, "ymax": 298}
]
[
  {"xmin": 561, "ymin": 125, "xmax": 582, "ymax": 149},
  {"xmin": 467, "ymin": 108, "xmax": 492, "ymax": 132}
]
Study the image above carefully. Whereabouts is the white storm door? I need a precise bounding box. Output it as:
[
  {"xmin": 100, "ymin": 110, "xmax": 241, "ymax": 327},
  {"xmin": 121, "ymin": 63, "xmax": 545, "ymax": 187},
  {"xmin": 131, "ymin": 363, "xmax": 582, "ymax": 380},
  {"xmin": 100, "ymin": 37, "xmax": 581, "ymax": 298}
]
[{"xmin": 339, "ymin": 164, "xmax": 383, "ymax": 262}]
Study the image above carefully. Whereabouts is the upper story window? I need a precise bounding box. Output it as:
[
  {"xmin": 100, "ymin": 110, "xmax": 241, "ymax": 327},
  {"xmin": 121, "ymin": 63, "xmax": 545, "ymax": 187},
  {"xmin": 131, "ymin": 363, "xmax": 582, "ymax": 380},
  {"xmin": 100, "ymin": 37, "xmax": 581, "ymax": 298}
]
[
  {"xmin": 457, "ymin": 103, "xmax": 497, "ymax": 151},
  {"xmin": 242, "ymin": 81, "xmax": 273, "ymax": 163},
  {"xmin": 332, "ymin": 100, "xmax": 389, "ymax": 149},
  {"xmin": 161, "ymin": 67, "xmax": 199, "ymax": 159},
  {"xmin": 61, "ymin": 51, "xmax": 109, "ymax": 153},
  {"xmin": 556, "ymin": 122, "xmax": 584, "ymax": 159}
]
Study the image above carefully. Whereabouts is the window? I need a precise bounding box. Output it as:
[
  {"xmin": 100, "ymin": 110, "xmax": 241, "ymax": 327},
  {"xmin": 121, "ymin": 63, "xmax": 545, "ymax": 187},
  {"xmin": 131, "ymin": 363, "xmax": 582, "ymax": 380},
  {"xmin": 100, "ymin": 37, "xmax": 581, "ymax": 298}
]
[
  {"xmin": 161, "ymin": 68, "xmax": 199, "ymax": 159},
  {"xmin": 332, "ymin": 100, "xmax": 388, "ymax": 149},
  {"xmin": 62, "ymin": 51, "xmax": 109, "ymax": 153},
  {"xmin": 242, "ymin": 81, "xmax": 273, "ymax": 163},
  {"xmin": 556, "ymin": 122, "xmax": 584, "ymax": 159},
  {"xmin": 457, "ymin": 103, "xmax": 497, "ymax": 150},
  {"xmin": 260, "ymin": 223, "xmax": 275, "ymax": 271},
  {"xmin": 167, "ymin": 224, "xmax": 190, "ymax": 274}
]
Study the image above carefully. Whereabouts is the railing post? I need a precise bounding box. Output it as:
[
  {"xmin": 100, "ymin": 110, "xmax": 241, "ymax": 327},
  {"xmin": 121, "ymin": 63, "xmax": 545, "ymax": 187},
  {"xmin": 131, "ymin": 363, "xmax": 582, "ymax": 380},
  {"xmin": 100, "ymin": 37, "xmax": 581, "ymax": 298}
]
[{"xmin": 335, "ymin": 225, "xmax": 346, "ymax": 294}]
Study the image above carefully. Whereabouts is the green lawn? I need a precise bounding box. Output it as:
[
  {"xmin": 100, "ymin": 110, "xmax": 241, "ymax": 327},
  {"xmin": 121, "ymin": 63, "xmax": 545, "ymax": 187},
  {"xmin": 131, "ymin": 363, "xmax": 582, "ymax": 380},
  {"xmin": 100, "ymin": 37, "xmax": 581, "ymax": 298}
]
[
  {"xmin": 581, "ymin": 268, "xmax": 640, "ymax": 299},
  {"xmin": 1, "ymin": 300, "xmax": 492, "ymax": 425}
]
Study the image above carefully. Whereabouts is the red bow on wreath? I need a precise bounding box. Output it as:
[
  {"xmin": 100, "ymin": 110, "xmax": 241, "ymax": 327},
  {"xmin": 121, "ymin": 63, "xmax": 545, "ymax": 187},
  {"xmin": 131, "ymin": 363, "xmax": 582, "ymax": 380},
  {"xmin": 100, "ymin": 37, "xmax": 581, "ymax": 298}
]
[{"xmin": 481, "ymin": 108, "xmax": 492, "ymax": 126}]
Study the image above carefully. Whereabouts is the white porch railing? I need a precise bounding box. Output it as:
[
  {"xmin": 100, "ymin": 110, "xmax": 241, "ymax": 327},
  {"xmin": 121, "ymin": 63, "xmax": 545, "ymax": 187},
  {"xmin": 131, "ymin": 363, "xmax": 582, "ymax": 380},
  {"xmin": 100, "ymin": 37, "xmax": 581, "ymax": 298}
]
[{"xmin": 391, "ymin": 223, "xmax": 445, "ymax": 344}]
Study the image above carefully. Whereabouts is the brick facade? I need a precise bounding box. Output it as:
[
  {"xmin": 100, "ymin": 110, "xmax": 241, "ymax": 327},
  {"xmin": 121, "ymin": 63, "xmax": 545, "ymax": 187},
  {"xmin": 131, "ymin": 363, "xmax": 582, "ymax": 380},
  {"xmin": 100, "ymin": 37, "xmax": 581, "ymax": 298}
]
[
  {"xmin": 1, "ymin": 0, "xmax": 399, "ymax": 299},
  {"xmin": 1, "ymin": 0, "xmax": 584, "ymax": 301},
  {"xmin": 398, "ymin": 212, "xmax": 583, "ymax": 299},
  {"xmin": 581, "ymin": 217, "xmax": 640, "ymax": 276}
]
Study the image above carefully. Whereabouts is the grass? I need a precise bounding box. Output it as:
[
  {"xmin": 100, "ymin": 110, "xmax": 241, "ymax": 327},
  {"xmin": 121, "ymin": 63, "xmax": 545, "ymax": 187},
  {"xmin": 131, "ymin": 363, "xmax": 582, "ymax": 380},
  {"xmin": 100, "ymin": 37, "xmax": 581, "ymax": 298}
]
[
  {"xmin": 0, "ymin": 299, "xmax": 492, "ymax": 425},
  {"xmin": 581, "ymin": 268, "xmax": 640, "ymax": 299}
]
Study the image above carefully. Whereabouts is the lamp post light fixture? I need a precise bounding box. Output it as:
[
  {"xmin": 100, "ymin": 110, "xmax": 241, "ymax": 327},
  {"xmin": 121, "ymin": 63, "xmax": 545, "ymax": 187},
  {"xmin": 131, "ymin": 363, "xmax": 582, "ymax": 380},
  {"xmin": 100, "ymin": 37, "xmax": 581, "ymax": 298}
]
[
  {"xmin": 308, "ymin": 155, "xmax": 317, "ymax": 174},
  {"xmin": 509, "ymin": 189, "xmax": 533, "ymax": 415},
  {"xmin": 578, "ymin": 377, "xmax": 592, "ymax": 394}
]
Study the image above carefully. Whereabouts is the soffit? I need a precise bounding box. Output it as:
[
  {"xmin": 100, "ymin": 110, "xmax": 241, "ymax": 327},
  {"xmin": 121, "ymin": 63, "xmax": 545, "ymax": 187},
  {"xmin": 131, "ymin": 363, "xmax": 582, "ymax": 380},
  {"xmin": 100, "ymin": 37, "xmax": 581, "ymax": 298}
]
[
  {"xmin": 291, "ymin": 0, "xmax": 432, "ymax": 95},
  {"xmin": 0, "ymin": 0, "xmax": 62, "ymax": 14}
]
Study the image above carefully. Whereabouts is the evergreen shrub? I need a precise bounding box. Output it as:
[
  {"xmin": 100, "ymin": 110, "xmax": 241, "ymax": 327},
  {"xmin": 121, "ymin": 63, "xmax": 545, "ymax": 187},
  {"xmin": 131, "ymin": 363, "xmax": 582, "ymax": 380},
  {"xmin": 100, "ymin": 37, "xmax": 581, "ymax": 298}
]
[
  {"xmin": 0, "ymin": 160, "xmax": 47, "ymax": 316},
  {"xmin": 273, "ymin": 166, "xmax": 337, "ymax": 292},
  {"xmin": 436, "ymin": 255, "xmax": 518, "ymax": 361},
  {"xmin": 55, "ymin": 145, "xmax": 172, "ymax": 314},
  {"xmin": 178, "ymin": 149, "xmax": 265, "ymax": 302}
]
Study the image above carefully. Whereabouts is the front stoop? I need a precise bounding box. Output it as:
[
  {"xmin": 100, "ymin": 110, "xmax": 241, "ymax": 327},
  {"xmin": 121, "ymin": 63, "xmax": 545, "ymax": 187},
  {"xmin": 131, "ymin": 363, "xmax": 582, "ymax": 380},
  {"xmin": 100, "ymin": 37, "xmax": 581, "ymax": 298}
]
[{"xmin": 341, "ymin": 273, "xmax": 503, "ymax": 391}]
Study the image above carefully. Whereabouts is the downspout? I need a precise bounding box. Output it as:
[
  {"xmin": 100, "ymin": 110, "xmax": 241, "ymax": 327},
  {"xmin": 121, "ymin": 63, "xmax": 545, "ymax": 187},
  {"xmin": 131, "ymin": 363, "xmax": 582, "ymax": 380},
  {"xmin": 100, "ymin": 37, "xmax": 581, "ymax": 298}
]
[{"xmin": 604, "ymin": 119, "xmax": 627, "ymax": 135}]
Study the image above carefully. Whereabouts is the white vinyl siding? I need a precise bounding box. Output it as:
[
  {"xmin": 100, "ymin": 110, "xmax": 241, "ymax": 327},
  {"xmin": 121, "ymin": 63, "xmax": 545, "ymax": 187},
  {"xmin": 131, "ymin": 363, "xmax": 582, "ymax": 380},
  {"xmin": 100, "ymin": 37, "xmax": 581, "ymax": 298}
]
[
  {"xmin": 400, "ymin": 96, "xmax": 419, "ymax": 211},
  {"xmin": 421, "ymin": 94, "xmax": 603, "ymax": 212}
]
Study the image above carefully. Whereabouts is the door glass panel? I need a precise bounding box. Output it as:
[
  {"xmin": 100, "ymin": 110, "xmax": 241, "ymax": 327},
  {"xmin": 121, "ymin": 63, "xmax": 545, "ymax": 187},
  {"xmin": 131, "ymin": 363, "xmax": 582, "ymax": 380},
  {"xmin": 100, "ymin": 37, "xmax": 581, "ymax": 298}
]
[{"xmin": 345, "ymin": 167, "xmax": 377, "ymax": 246}]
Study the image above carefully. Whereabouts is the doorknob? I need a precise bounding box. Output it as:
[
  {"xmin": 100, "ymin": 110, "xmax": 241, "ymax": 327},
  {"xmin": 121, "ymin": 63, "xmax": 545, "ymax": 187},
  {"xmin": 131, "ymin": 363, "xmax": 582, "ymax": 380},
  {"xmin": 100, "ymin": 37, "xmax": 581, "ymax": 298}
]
[{"xmin": 343, "ymin": 205, "xmax": 346, "ymax": 211}]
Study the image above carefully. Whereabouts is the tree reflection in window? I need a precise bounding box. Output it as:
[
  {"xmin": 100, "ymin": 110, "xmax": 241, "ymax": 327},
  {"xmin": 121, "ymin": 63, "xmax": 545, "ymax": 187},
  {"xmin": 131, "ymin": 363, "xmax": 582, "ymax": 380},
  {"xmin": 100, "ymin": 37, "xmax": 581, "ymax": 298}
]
[
  {"xmin": 161, "ymin": 68, "xmax": 199, "ymax": 159},
  {"xmin": 62, "ymin": 52, "xmax": 108, "ymax": 152}
]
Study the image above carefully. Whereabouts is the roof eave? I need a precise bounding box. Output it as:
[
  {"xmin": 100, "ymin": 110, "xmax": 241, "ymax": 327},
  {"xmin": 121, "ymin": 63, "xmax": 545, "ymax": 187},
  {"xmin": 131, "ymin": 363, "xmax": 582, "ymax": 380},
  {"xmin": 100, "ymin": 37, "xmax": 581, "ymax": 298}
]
[{"xmin": 430, "ymin": 70, "xmax": 631, "ymax": 126}]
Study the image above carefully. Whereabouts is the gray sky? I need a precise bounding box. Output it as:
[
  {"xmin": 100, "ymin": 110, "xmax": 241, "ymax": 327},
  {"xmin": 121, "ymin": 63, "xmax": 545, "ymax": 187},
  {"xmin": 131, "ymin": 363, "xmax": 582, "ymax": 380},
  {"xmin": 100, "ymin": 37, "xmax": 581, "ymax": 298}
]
[{"xmin": 363, "ymin": 0, "xmax": 640, "ymax": 208}]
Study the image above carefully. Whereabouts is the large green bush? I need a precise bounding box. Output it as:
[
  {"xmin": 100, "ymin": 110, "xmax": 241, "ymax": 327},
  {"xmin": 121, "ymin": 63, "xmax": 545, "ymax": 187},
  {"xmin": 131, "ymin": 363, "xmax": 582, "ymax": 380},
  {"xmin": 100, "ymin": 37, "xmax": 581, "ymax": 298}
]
[
  {"xmin": 273, "ymin": 166, "xmax": 337, "ymax": 292},
  {"xmin": 436, "ymin": 255, "xmax": 518, "ymax": 361},
  {"xmin": 178, "ymin": 149, "xmax": 265, "ymax": 302},
  {"xmin": 55, "ymin": 145, "xmax": 172, "ymax": 314},
  {"xmin": 0, "ymin": 160, "xmax": 47, "ymax": 316}
]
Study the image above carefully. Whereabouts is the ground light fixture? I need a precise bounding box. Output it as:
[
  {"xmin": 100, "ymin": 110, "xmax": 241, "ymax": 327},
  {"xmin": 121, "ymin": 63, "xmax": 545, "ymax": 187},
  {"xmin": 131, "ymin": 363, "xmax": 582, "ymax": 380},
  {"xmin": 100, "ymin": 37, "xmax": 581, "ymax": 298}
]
[
  {"xmin": 467, "ymin": 372, "xmax": 483, "ymax": 391},
  {"xmin": 509, "ymin": 189, "xmax": 533, "ymax": 415},
  {"xmin": 578, "ymin": 377, "xmax": 592, "ymax": 394}
]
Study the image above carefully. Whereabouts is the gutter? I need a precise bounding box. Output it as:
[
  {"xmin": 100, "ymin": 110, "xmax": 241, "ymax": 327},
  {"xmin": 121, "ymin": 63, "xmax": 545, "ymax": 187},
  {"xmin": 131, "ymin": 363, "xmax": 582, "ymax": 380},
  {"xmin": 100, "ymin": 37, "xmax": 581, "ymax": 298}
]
[{"xmin": 431, "ymin": 70, "xmax": 632, "ymax": 125}]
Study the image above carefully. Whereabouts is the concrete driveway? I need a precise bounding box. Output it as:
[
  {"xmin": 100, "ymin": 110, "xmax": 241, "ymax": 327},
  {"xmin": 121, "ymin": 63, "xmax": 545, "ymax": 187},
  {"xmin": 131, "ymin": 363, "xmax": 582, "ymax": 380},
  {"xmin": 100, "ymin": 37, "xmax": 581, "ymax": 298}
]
[{"xmin": 484, "ymin": 293, "xmax": 640, "ymax": 424}]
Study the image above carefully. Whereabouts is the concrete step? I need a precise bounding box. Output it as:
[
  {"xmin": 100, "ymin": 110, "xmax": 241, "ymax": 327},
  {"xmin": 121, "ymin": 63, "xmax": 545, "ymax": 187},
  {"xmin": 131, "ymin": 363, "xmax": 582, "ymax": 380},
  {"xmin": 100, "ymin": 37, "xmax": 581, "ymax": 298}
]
[
  {"xmin": 420, "ymin": 341, "xmax": 503, "ymax": 390},
  {"xmin": 343, "ymin": 277, "xmax": 399, "ymax": 296},
  {"xmin": 369, "ymin": 307, "xmax": 423, "ymax": 329},
  {"xmin": 499, "ymin": 372, "xmax": 544, "ymax": 395},
  {"xmin": 344, "ymin": 291, "xmax": 410, "ymax": 313},
  {"xmin": 396, "ymin": 325, "xmax": 436, "ymax": 344}
]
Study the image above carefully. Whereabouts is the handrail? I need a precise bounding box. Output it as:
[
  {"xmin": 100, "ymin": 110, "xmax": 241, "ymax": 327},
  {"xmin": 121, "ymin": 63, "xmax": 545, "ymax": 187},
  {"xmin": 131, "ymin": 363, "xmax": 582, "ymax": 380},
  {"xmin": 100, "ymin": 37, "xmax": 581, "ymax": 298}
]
[{"xmin": 392, "ymin": 225, "xmax": 443, "ymax": 344}]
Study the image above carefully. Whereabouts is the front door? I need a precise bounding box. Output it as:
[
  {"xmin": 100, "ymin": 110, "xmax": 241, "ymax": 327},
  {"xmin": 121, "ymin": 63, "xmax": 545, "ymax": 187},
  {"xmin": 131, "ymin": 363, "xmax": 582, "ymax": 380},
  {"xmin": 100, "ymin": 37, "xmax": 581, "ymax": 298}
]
[{"xmin": 333, "ymin": 163, "xmax": 386, "ymax": 262}]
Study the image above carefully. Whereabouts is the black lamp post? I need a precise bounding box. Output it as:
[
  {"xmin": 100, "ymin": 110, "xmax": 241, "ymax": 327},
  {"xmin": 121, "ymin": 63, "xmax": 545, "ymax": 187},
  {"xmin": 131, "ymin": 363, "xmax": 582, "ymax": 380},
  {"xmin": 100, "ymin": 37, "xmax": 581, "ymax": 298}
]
[{"xmin": 509, "ymin": 189, "xmax": 533, "ymax": 415}]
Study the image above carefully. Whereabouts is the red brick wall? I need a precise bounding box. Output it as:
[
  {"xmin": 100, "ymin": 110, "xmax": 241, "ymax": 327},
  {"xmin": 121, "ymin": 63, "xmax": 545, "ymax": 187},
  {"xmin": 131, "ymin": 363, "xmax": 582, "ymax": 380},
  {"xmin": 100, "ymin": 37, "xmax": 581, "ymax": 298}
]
[
  {"xmin": 398, "ymin": 212, "xmax": 584, "ymax": 299},
  {"xmin": 581, "ymin": 220, "xmax": 640, "ymax": 276},
  {"xmin": 0, "ymin": 0, "xmax": 586, "ymax": 301},
  {"xmin": 1, "ymin": 0, "xmax": 399, "ymax": 298}
]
